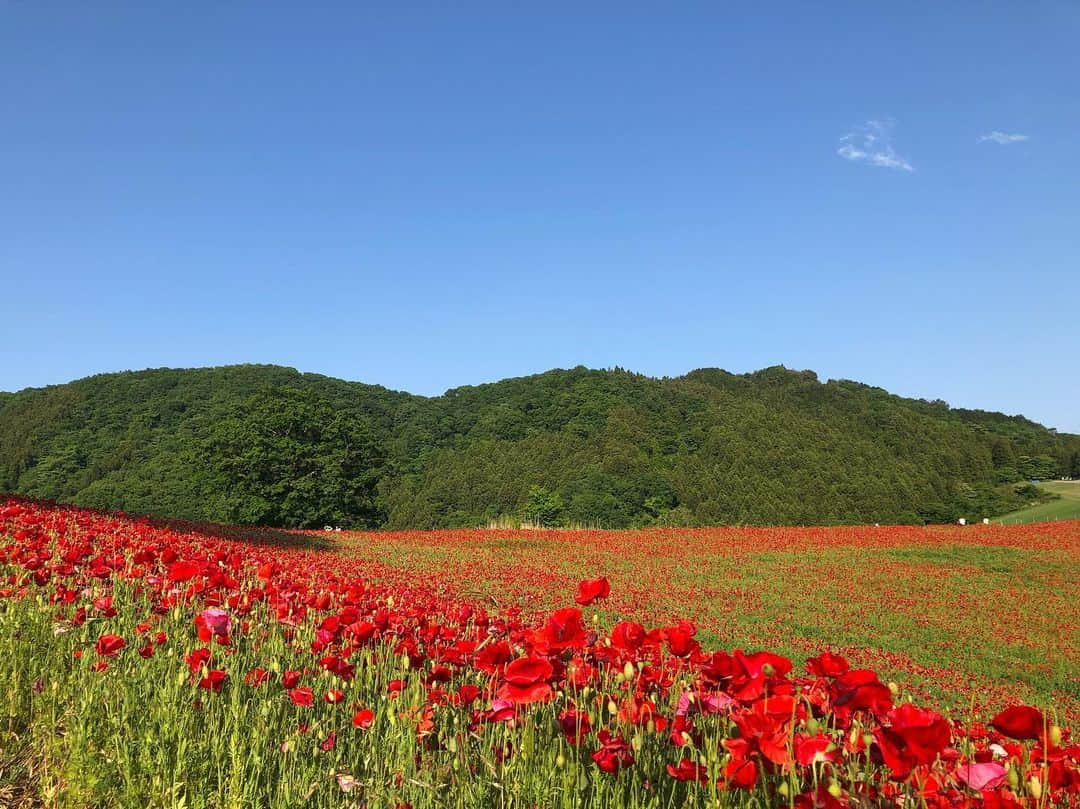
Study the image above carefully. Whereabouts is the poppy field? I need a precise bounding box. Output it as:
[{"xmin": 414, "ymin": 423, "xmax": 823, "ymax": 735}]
[{"xmin": 1, "ymin": 497, "xmax": 1078, "ymax": 808}]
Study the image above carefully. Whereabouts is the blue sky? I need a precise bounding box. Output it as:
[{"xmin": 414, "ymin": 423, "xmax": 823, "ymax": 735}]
[{"xmin": 2, "ymin": 2, "xmax": 1078, "ymax": 431}]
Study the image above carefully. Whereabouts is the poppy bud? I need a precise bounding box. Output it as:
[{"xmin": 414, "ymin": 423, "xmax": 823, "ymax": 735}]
[
  {"xmin": 623, "ymin": 662, "xmax": 635, "ymax": 681},
  {"xmin": 778, "ymin": 783, "xmax": 789, "ymax": 798},
  {"xmin": 556, "ymin": 753, "xmax": 565, "ymax": 768},
  {"xmin": 614, "ymin": 673, "xmax": 624, "ymax": 685},
  {"xmin": 1049, "ymin": 725, "xmax": 1062, "ymax": 746},
  {"xmin": 828, "ymin": 781, "xmax": 842, "ymax": 799},
  {"xmin": 1029, "ymin": 776, "xmax": 1042, "ymax": 801},
  {"xmin": 1007, "ymin": 764, "xmax": 1019, "ymax": 791},
  {"xmin": 888, "ymin": 681, "xmax": 899, "ymax": 696},
  {"xmin": 607, "ymin": 700, "xmax": 618, "ymax": 716}
]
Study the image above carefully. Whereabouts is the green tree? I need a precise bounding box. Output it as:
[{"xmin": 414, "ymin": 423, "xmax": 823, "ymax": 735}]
[
  {"xmin": 200, "ymin": 387, "xmax": 384, "ymax": 528},
  {"xmin": 521, "ymin": 485, "xmax": 563, "ymax": 527}
]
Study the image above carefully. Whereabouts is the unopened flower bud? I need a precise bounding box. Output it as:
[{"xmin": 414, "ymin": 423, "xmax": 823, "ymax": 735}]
[{"xmin": 1029, "ymin": 776, "xmax": 1042, "ymax": 801}]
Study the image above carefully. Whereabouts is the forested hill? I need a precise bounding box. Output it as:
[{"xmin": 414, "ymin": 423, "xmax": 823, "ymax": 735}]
[{"xmin": 1, "ymin": 364, "xmax": 1077, "ymax": 529}]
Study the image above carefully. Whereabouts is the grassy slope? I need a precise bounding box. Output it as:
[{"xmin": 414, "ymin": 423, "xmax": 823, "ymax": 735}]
[{"xmin": 995, "ymin": 480, "xmax": 1080, "ymax": 524}]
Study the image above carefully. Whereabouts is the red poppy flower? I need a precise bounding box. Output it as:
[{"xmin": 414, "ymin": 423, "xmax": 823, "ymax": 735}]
[
  {"xmin": 289, "ymin": 687, "xmax": 314, "ymax": 707},
  {"xmin": 282, "ymin": 670, "xmax": 302, "ymax": 689},
  {"xmin": 497, "ymin": 656, "xmax": 554, "ymax": 704},
  {"xmin": 185, "ymin": 647, "xmax": 212, "ymax": 674},
  {"xmin": 352, "ymin": 708, "xmax": 375, "ymax": 729},
  {"xmin": 792, "ymin": 733, "xmax": 832, "ymax": 765},
  {"xmin": 806, "ymin": 651, "xmax": 849, "ymax": 678},
  {"xmin": 732, "ymin": 701, "xmax": 792, "ymax": 767},
  {"xmin": 244, "ymin": 668, "xmax": 269, "ymax": 687},
  {"xmin": 167, "ymin": 560, "xmax": 201, "ymax": 583},
  {"xmin": 831, "ymin": 669, "xmax": 893, "ymax": 721},
  {"xmin": 199, "ymin": 669, "xmax": 228, "ymax": 693},
  {"xmin": 95, "ymin": 633, "xmax": 126, "ymax": 657},
  {"xmin": 557, "ymin": 708, "xmax": 592, "ymax": 746},
  {"xmin": 474, "ymin": 640, "xmax": 513, "ymax": 674},
  {"xmin": 591, "ymin": 730, "xmax": 634, "ymax": 774},
  {"xmin": 666, "ymin": 626, "xmax": 699, "ymax": 658},
  {"xmin": 666, "ymin": 757, "xmax": 708, "ymax": 783},
  {"xmin": 610, "ymin": 621, "xmax": 646, "ymax": 651},
  {"xmin": 887, "ymin": 703, "xmax": 951, "ymax": 766},
  {"xmin": 575, "ymin": 577, "xmax": 610, "ymax": 605},
  {"xmin": 538, "ymin": 607, "xmax": 587, "ymax": 652},
  {"xmin": 722, "ymin": 738, "xmax": 759, "ymax": 789},
  {"xmin": 454, "ymin": 684, "xmax": 480, "ymax": 707},
  {"xmin": 991, "ymin": 705, "xmax": 1045, "ymax": 741}
]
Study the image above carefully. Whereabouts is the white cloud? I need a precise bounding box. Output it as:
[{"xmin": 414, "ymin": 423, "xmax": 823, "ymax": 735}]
[
  {"xmin": 837, "ymin": 120, "xmax": 913, "ymax": 172},
  {"xmin": 979, "ymin": 131, "xmax": 1029, "ymax": 145}
]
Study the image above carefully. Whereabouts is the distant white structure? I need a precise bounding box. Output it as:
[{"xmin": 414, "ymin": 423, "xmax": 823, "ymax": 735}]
[
  {"xmin": 983, "ymin": 518, "xmax": 990, "ymax": 525},
  {"xmin": 958, "ymin": 518, "xmax": 966, "ymax": 526}
]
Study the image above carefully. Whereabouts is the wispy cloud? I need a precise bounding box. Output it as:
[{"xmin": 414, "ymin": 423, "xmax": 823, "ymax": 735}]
[
  {"xmin": 978, "ymin": 131, "xmax": 1029, "ymax": 145},
  {"xmin": 837, "ymin": 120, "xmax": 913, "ymax": 172}
]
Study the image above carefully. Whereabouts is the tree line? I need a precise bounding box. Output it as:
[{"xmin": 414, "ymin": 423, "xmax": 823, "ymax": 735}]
[{"xmin": 1, "ymin": 364, "xmax": 1077, "ymax": 529}]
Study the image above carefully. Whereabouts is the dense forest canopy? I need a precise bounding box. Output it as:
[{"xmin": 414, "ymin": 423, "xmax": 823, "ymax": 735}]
[{"xmin": 1, "ymin": 364, "xmax": 1077, "ymax": 528}]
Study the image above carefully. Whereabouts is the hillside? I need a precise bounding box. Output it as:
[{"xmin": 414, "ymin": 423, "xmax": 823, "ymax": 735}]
[
  {"xmin": 1, "ymin": 364, "xmax": 1077, "ymax": 528},
  {"xmin": 995, "ymin": 480, "xmax": 1080, "ymax": 525}
]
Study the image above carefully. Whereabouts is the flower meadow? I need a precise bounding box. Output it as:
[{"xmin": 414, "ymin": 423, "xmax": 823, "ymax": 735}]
[{"xmin": 1, "ymin": 498, "xmax": 1078, "ymax": 808}]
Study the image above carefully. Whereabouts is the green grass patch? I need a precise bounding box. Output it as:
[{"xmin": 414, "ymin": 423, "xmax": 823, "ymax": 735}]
[{"xmin": 996, "ymin": 481, "xmax": 1080, "ymax": 525}]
